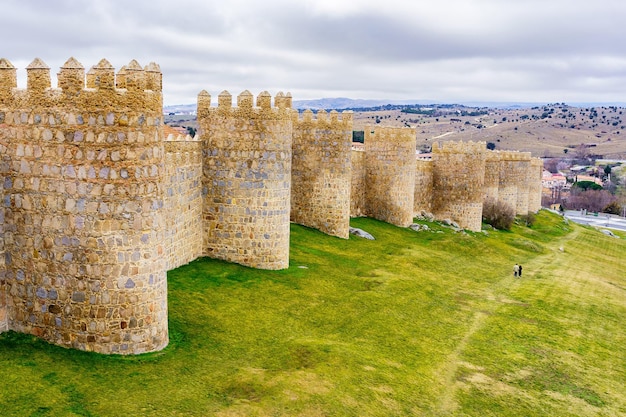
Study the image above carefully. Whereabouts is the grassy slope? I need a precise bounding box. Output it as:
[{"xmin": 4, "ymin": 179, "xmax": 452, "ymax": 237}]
[{"xmin": 0, "ymin": 212, "xmax": 624, "ymax": 416}]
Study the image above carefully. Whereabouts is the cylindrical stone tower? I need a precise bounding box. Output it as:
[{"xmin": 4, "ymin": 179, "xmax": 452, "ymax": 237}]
[
  {"xmin": 0, "ymin": 58, "xmax": 168, "ymax": 354},
  {"xmin": 365, "ymin": 127, "xmax": 417, "ymax": 227},
  {"xmin": 198, "ymin": 90, "xmax": 293, "ymax": 270},
  {"xmin": 498, "ymin": 151, "xmax": 532, "ymax": 215},
  {"xmin": 432, "ymin": 141, "xmax": 486, "ymax": 231},
  {"xmin": 291, "ymin": 109, "xmax": 353, "ymax": 238}
]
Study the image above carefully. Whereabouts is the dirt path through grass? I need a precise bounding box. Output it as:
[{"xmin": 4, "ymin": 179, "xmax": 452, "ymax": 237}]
[
  {"xmin": 431, "ymin": 227, "xmax": 584, "ymax": 415},
  {"xmin": 434, "ymin": 311, "xmax": 488, "ymax": 415}
]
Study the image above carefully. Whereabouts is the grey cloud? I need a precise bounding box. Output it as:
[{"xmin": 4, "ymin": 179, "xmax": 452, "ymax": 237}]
[{"xmin": 3, "ymin": 0, "xmax": 626, "ymax": 105}]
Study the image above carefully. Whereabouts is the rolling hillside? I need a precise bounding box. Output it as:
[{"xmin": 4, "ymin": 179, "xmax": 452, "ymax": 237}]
[
  {"xmin": 1, "ymin": 212, "xmax": 624, "ymax": 416},
  {"xmin": 165, "ymin": 101, "xmax": 626, "ymax": 159}
]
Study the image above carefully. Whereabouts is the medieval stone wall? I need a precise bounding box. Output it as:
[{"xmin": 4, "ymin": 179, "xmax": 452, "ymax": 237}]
[
  {"xmin": 291, "ymin": 110, "xmax": 352, "ymax": 239},
  {"xmin": 0, "ymin": 108, "xmax": 6, "ymax": 331},
  {"xmin": 484, "ymin": 151, "xmax": 541, "ymax": 215},
  {"xmin": 350, "ymin": 148, "xmax": 366, "ymax": 217},
  {"xmin": 528, "ymin": 158, "xmax": 543, "ymax": 213},
  {"xmin": 197, "ymin": 90, "xmax": 293, "ymax": 270},
  {"xmin": 414, "ymin": 158, "xmax": 434, "ymax": 214},
  {"xmin": 483, "ymin": 151, "xmax": 501, "ymax": 203},
  {"xmin": 498, "ymin": 151, "xmax": 532, "ymax": 215},
  {"xmin": 364, "ymin": 127, "xmax": 417, "ymax": 227},
  {"xmin": 0, "ymin": 58, "xmax": 168, "ymax": 354},
  {"xmin": 432, "ymin": 141, "xmax": 486, "ymax": 231},
  {"xmin": 515, "ymin": 154, "xmax": 532, "ymax": 215},
  {"xmin": 0, "ymin": 56, "xmax": 548, "ymax": 355},
  {"xmin": 163, "ymin": 134, "xmax": 203, "ymax": 270}
]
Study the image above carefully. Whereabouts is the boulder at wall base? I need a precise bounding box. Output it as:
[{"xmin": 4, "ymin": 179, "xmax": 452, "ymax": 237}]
[
  {"xmin": 349, "ymin": 227, "xmax": 375, "ymax": 240},
  {"xmin": 409, "ymin": 223, "xmax": 430, "ymax": 232}
]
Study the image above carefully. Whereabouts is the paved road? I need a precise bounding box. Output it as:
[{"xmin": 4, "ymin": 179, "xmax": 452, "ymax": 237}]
[{"xmin": 562, "ymin": 210, "xmax": 626, "ymax": 232}]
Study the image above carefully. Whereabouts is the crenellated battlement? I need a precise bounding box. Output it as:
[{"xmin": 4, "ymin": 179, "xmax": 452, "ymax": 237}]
[
  {"xmin": 197, "ymin": 90, "xmax": 294, "ymax": 120},
  {"xmin": 495, "ymin": 150, "xmax": 532, "ymax": 161},
  {"xmin": 432, "ymin": 140, "xmax": 486, "ymax": 154},
  {"xmin": 366, "ymin": 126, "xmax": 416, "ymax": 144},
  {"xmin": 164, "ymin": 134, "xmax": 202, "ymax": 164},
  {"xmin": 164, "ymin": 133, "xmax": 199, "ymax": 142},
  {"xmin": 0, "ymin": 58, "xmax": 162, "ymax": 112},
  {"xmin": 293, "ymin": 109, "xmax": 354, "ymax": 127}
]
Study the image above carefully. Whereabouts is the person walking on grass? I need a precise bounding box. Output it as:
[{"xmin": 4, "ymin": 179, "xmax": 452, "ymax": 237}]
[
  {"xmin": 513, "ymin": 263, "xmax": 519, "ymax": 277},
  {"xmin": 519, "ymin": 264, "xmax": 522, "ymax": 277}
]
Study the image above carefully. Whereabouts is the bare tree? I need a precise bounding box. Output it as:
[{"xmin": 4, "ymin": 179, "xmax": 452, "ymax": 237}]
[
  {"xmin": 544, "ymin": 158, "xmax": 559, "ymax": 173},
  {"xmin": 574, "ymin": 143, "xmax": 590, "ymax": 162},
  {"xmin": 565, "ymin": 189, "xmax": 617, "ymax": 212}
]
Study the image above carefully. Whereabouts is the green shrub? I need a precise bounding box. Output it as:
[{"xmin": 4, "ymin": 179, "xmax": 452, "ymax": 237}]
[
  {"xmin": 519, "ymin": 212, "xmax": 537, "ymax": 227},
  {"xmin": 603, "ymin": 201, "xmax": 622, "ymax": 215},
  {"xmin": 483, "ymin": 198, "xmax": 515, "ymax": 230}
]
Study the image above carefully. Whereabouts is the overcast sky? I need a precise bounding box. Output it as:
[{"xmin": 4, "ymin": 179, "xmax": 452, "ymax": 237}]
[{"xmin": 3, "ymin": 0, "xmax": 626, "ymax": 106}]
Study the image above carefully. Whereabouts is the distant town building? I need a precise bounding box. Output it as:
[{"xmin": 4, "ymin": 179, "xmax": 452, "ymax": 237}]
[{"xmin": 542, "ymin": 170, "xmax": 567, "ymax": 189}]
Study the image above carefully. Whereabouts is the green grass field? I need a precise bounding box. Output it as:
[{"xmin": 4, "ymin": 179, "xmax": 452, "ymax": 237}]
[{"xmin": 1, "ymin": 211, "xmax": 625, "ymax": 416}]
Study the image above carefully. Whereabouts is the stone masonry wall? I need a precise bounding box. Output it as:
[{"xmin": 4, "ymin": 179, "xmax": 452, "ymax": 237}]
[
  {"xmin": 483, "ymin": 151, "xmax": 501, "ymax": 203},
  {"xmin": 498, "ymin": 151, "xmax": 532, "ymax": 215},
  {"xmin": 164, "ymin": 134, "xmax": 203, "ymax": 270},
  {"xmin": 515, "ymin": 154, "xmax": 532, "ymax": 216},
  {"xmin": 0, "ymin": 58, "xmax": 168, "ymax": 354},
  {"xmin": 0, "ymin": 92, "xmax": 6, "ymax": 331},
  {"xmin": 197, "ymin": 90, "xmax": 293, "ymax": 270},
  {"xmin": 365, "ymin": 127, "xmax": 417, "ymax": 227},
  {"xmin": 528, "ymin": 158, "xmax": 543, "ymax": 213},
  {"xmin": 0, "ymin": 56, "xmax": 548, "ymax": 354},
  {"xmin": 350, "ymin": 148, "xmax": 366, "ymax": 217},
  {"xmin": 414, "ymin": 158, "xmax": 433, "ymax": 215},
  {"xmin": 291, "ymin": 110, "xmax": 352, "ymax": 239},
  {"xmin": 432, "ymin": 141, "xmax": 486, "ymax": 231}
]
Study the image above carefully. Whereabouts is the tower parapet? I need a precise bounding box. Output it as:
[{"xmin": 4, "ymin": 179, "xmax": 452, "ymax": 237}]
[
  {"xmin": 0, "ymin": 59, "xmax": 17, "ymax": 104},
  {"xmin": 0, "ymin": 57, "xmax": 162, "ymax": 113},
  {"xmin": 26, "ymin": 58, "xmax": 51, "ymax": 93},
  {"xmin": 198, "ymin": 91, "xmax": 293, "ymax": 270},
  {"xmin": 58, "ymin": 57, "xmax": 85, "ymax": 96},
  {"xmin": 144, "ymin": 62, "xmax": 162, "ymax": 92},
  {"xmin": 0, "ymin": 58, "xmax": 167, "ymax": 354},
  {"xmin": 365, "ymin": 127, "xmax": 417, "ymax": 227},
  {"xmin": 291, "ymin": 110, "xmax": 353, "ymax": 238},
  {"xmin": 432, "ymin": 141, "xmax": 486, "ymax": 231}
]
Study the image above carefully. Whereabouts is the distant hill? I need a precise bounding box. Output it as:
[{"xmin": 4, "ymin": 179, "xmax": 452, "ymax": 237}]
[
  {"xmin": 164, "ymin": 103, "xmax": 196, "ymax": 114},
  {"xmin": 162, "ymin": 98, "xmax": 423, "ymax": 113},
  {"xmin": 163, "ymin": 99, "xmax": 626, "ymax": 158},
  {"xmin": 291, "ymin": 98, "xmax": 423, "ymax": 110},
  {"xmin": 164, "ymin": 99, "xmax": 626, "ymax": 114}
]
